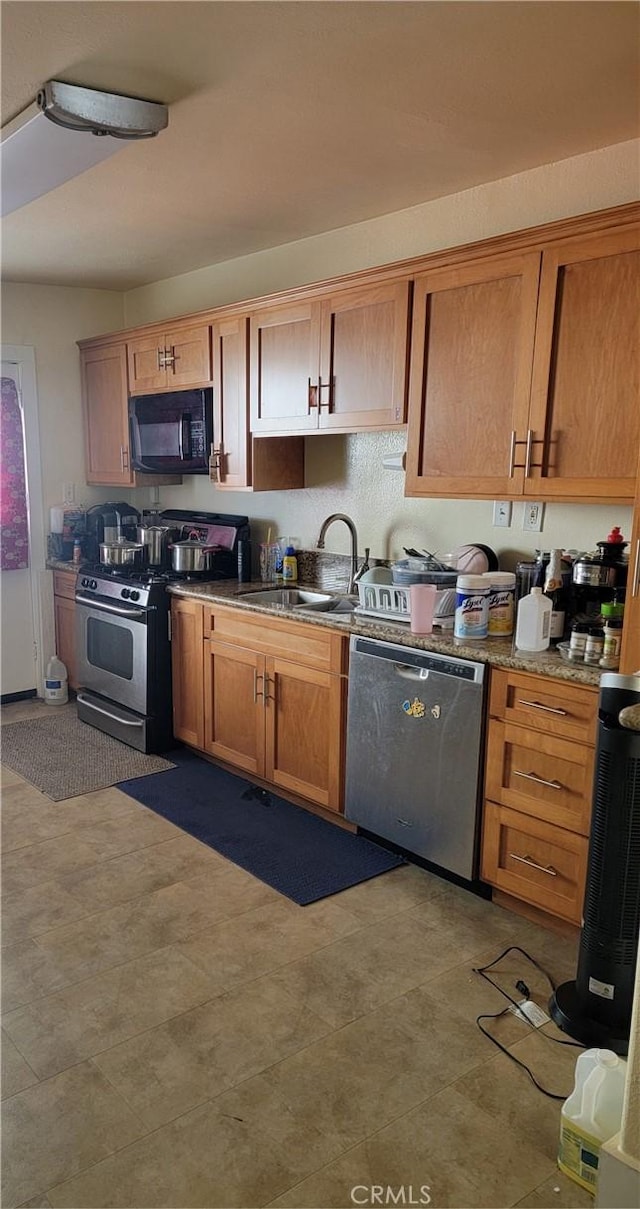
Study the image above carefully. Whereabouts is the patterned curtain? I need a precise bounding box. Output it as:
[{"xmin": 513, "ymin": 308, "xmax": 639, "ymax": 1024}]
[{"xmin": 0, "ymin": 376, "xmax": 30, "ymax": 570}]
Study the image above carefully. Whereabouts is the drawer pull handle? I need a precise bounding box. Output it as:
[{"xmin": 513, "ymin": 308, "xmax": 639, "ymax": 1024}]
[
  {"xmin": 513, "ymin": 769, "xmax": 563, "ymax": 790},
  {"xmin": 396, "ymin": 818, "xmax": 414, "ymax": 828},
  {"xmin": 516, "ymin": 698, "xmax": 568, "ymax": 717},
  {"xmin": 510, "ymin": 852, "xmax": 558, "ymax": 877}
]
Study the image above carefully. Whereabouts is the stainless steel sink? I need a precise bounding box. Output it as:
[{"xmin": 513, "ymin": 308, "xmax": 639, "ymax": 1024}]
[{"xmin": 240, "ymin": 588, "xmax": 356, "ymax": 613}]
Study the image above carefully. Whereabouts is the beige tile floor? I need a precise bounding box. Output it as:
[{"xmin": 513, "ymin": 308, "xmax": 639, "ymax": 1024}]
[{"xmin": 1, "ymin": 700, "xmax": 594, "ymax": 1209}]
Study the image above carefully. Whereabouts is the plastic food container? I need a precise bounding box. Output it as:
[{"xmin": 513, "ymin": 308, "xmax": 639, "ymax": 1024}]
[{"xmin": 391, "ymin": 559, "xmax": 457, "ymax": 587}]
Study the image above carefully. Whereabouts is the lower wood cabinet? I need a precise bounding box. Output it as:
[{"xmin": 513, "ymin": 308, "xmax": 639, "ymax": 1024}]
[
  {"xmin": 170, "ymin": 597, "xmax": 204, "ymax": 749},
  {"xmin": 171, "ymin": 598, "xmax": 348, "ymax": 813},
  {"xmin": 481, "ymin": 668, "xmax": 597, "ymax": 925},
  {"xmin": 52, "ymin": 569, "xmax": 78, "ymax": 691}
]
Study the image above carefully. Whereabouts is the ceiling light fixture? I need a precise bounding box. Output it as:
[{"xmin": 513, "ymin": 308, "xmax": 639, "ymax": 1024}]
[{"xmin": 1, "ymin": 80, "xmax": 168, "ymax": 217}]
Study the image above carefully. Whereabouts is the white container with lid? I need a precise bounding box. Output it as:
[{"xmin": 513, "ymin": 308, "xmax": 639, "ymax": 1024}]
[
  {"xmin": 44, "ymin": 655, "xmax": 68, "ymax": 705},
  {"xmin": 514, "ymin": 586, "xmax": 551, "ymax": 651},
  {"xmin": 484, "ymin": 571, "xmax": 516, "ymax": 637},
  {"xmin": 454, "ymin": 574, "xmax": 489, "ymax": 641},
  {"xmin": 558, "ymin": 1048, "xmax": 627, "ymax": 1194}
]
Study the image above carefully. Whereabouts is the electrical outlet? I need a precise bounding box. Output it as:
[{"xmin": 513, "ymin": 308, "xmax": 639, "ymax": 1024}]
[
  {"xmin": 523, "ymin": 502, "xmax": 544, "ymax": 532},
  {"xmin": 149, "ymin": 485, "xmax": 161, "ymax": 505},
  {"xmin": 63, "ymin": 482, "xmax": 75, "ymax": 504},
  {"xmin": 492, "ymin": 501, "xmax": 512, "ymax": 528}
]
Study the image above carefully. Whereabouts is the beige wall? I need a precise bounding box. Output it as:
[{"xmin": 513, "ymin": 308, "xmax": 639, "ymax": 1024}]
[
  {"xmin": 122, "ymin": 140, "xmax": 638, "ymax": 565},
  {"xmin": 1, "ymin": 282, "xmax": 125, "ymax": 520}
]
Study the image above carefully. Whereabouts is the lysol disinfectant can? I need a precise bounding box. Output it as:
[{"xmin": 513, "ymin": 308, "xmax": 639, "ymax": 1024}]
[
  {"xmin": 454, "ymin": 575, "xmax": 489, "ymax": 640},
  {"xmin": 484, "ymin": 571, "xmax": 516, "ymax": 637}
]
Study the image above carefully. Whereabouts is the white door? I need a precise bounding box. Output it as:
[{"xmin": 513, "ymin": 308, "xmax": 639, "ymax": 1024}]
[{"xmin": 1, "ymin": 352, "xmax": 46, "ymax": 697}]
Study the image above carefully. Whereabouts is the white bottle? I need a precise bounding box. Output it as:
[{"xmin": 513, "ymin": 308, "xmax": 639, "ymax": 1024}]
[
  {"xmin": 514, "ymin": 586, "xmax": 551, "ymax": 651},
  {"xmin": 558, "ymin": 1048, "xmax": 627, "ymax": 1194},
  {"xmin": 44, "ymin": 655, "xmax": 68, "ymax": 705}
]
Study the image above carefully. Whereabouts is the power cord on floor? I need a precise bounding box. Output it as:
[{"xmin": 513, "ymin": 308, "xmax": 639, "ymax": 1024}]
[{"xmin": 473, "ymin": 945, "xmax": 583, "ymax": 1101}]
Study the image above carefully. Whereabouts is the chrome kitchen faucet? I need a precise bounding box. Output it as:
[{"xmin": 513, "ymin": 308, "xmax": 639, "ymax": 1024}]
[{"xmin": 316, "ymin": 513, "xmax": 362, "ymax": 594}]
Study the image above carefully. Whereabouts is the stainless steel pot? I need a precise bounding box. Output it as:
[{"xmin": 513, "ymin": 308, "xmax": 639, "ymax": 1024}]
[
  {"xmin": 137, "ymin": 524, "xmax": 181, "ymax": 568},
  {"xmin": 168, "ymin": 540, "xmax": 219, "ymax": 574},
  {"xmin": 99, "ymin": 539, "xmax": 145, "ymax": 568}
]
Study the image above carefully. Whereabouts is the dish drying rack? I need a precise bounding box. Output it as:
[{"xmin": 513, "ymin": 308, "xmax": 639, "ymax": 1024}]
[
  {"xmin": 355, "ymin": 582, "xmax": 411, "ymax": 622},
  {"xmin": 354, "ymin": 582, "xmax": 456, "ymax": 628}
]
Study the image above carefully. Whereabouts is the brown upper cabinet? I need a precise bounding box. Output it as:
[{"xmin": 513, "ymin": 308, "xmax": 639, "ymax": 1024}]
[
  {"xmin": 250, "ymin": 281, "xmax": 410, "ymax": 435},
  {"xmin": 80, "ymin": 343, "xmax": 181, "ymax": 487},
  {"xmin": 81, "ymin": 344, "xmax": 135, "ymax": 486},
  {"xmin": 526, "ymin": 227, "xmax": 640, "ymax": 502},
  {"xmin": 210, "ymin": 313, "xmax": 304, "ymax": 492},
  {"xmin": 406, "ymin": 225, "xmax": 640, "ymax": 502},
  {"xmin": 405, "ymin": 251, "xmax": 541, "ymax": 499},
  {"xmin": 127, "ymin": 324, "xmax": 211, "ymax": 394}
]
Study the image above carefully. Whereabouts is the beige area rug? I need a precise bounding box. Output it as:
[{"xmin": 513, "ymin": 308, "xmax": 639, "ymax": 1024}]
[{"xmin": 1, "ymin": 707, "xmax": 175, "ymax": 800}]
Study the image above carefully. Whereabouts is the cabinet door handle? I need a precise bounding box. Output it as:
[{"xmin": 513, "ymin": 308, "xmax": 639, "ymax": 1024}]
[
  {"xmin": 513, "ymin": 769, "xmax": 563, "ymax": 791},
  {"xmin": 308, "ymin": 378, "xmax": 318, "ymax": 412},
  {"xmin": 157, "ymin": 348, "xmax": 166, "ymax": 370},
  {"xmin": 318, "ymin": 376, "xmax": 332, "ymax": 413},
  {"xmin": 524, "ymin": 429, "xmax": 545, "ymax": 477},
  {"xmin": 167, "ymin": 345, "xmax": 176, "ymax": 367},
  {"xmin": 209, "ymin": 446, "xmax": 221, "ymax": 482},
  {"xmin": 120, "ymin": 445, "xmax": 129, "ymax": 473},
  {"xmin": 509, "ymin": 852, "xmax": 558, "ymax": 877},
  {"xmin": 263, "ymin": 674, "xmax": 275, "ymax": 706},
  {"xmin": 631, "ymin": 538, "xmax": 640, "ymax": 598},
  {"xmin": 516, "ymin": 698, "xmax": 568, "ymax": 717},
  {"xmin": 508, "ymin": 430, "xmax": 517, "ymax": 477},
  {"xmin": 253, "ymin": 670, "xmax": 264, "ymax": 703}
]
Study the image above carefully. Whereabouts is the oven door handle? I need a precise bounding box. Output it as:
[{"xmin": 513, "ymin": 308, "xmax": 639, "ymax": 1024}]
[
  {"xmin": 76, "ymin": 694, "xmax": 145, "ymax": 727},
  {"xmin": 75, "ymin": 593, "xmax": 145, "ymax": 620}
]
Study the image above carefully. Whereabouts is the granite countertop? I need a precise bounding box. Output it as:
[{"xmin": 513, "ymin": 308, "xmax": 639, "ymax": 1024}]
[
  {"xmin": 49, "ymin": 557, "xmax": 601, "ymax": 686},
  {"xmin": 168, "ymin": 578, "xmax": 602, "ymax": 688}
]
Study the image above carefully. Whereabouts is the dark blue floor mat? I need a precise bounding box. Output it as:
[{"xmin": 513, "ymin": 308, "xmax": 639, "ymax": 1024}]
[{"xmin": 117, "ymin": 748, "xmax": 405, "ymax": 905}]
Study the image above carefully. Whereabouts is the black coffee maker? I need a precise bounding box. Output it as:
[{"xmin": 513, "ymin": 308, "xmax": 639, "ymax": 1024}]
[
  {"xmin": 571, "ymin": 528, "xmax": 628, "ymax": 622},
  {"xmin": 84, "ymin": 502, "xmax": 140, "ymax": 561}
]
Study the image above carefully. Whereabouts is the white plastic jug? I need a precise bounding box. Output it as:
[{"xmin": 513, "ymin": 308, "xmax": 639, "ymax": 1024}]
[
  {"xmin": 44, "ymin": 655, "xmax": 68, "ymax": 706},
  {"xmin": 515, "ymin": 586, "xmax": 552, "ymax": 651},
  {"xmin": 558, "ymin": 1047, "xmax": 627, "ymax": 1193}
]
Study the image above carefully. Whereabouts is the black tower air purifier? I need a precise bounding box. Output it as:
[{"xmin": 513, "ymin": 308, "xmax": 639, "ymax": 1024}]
[{"xmin": 550, "ymin": 672, "xmax": 640, "ymax": 1055}]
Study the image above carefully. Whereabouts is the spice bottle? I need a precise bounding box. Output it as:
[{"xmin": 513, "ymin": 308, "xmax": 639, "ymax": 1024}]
[
  {"xmin": 584, "ymin": 624, "xmax": 605, "ymax": 665},
  {"xmin": 600, "ymin": 618, "xmax": 623, "ymax": 669},
  {"xmin": 569, "ymin": 619, "xmax": 590, "ymax": 661}
]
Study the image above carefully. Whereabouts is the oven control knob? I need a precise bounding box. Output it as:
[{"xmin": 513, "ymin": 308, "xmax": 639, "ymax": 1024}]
[
  {"xmin": 81, "ymin": 577, "xmax": 88, "ymax": 588},
  {"xmin": 130, "ymin": 590, "xmax": 140, "ymax": 601},
  {"xmin": 121, "ymin": 588, "xmax": 131, "ymax": 599},
  {"xmin": 90, "ymin": 579, "xmax": 97, "ymax": 590}
]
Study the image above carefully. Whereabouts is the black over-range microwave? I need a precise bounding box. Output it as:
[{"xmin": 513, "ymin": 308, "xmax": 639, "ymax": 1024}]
[{"xmin": 128, "ymin": 388, "xmax": 213, "ymax": 474}]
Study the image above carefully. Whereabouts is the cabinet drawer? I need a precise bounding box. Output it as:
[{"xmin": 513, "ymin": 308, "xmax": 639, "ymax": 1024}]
[
  {"xmin": 52, "ymin": 569, "xmax": 77, "ymax": 600},
  {"xmin": 481, "ymin": 802, "xmax": 588, "ymax": 924},
  {"xmin": 485, "ymin": 720, "xmax": 593, "ymax": 835},
  {"xmin": 205, "ymin": 605, "xmax": 348, "ymax": 673},
  {"xmin": 490, "ymin": 668, "xmax": 597, "ymax": 744}
]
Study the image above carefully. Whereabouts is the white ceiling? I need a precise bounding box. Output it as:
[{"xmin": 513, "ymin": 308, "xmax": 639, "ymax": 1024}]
[{"xmin": 2, "ymin": 1, "xmax": 639, "ymax": 291}]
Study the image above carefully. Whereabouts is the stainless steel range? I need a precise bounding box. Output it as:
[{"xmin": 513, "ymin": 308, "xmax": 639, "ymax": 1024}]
[
  {"xmin": 75, "ymin": 510, "xmax": 250, "ymax": 753},
  {"xmin": 76, "ymin": 569, "xmax": 173, "ymax": 753}
]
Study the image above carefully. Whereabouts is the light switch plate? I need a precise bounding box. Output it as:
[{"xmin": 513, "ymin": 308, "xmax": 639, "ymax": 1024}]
[
  {"xmin": 63, "ymin": 482, "xmax": 75, "ymax": 504},
  {"xmin": 492, "ymin": 501, "xmax": 512, "ymax": 528},
  {"xmin": 523, "ymin": 502, "xmax": 544, "ymax": 532}
]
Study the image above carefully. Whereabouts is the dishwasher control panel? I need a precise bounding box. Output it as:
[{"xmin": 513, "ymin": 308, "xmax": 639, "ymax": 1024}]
[{"xmin": 351, "ymin": 637, "xmax": 485, "ymax": 683}]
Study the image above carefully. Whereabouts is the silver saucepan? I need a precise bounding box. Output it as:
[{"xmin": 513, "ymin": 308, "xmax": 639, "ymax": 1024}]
[
  {"xmin": 99, "ymin": 539, "xmax": 145, "ymax": 568},
  {"xmin": 137, "ymin": 524, "xmax": 181, "ymax": 568},
  {"xmin": 168, "ymin": 540, "xmax": 220, "ymax": 574}
]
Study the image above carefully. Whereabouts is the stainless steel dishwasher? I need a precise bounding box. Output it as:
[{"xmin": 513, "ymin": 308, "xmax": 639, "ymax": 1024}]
[{"xmin": 345, "ymin": 635, "xmax": 486, "ymax": 880}]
